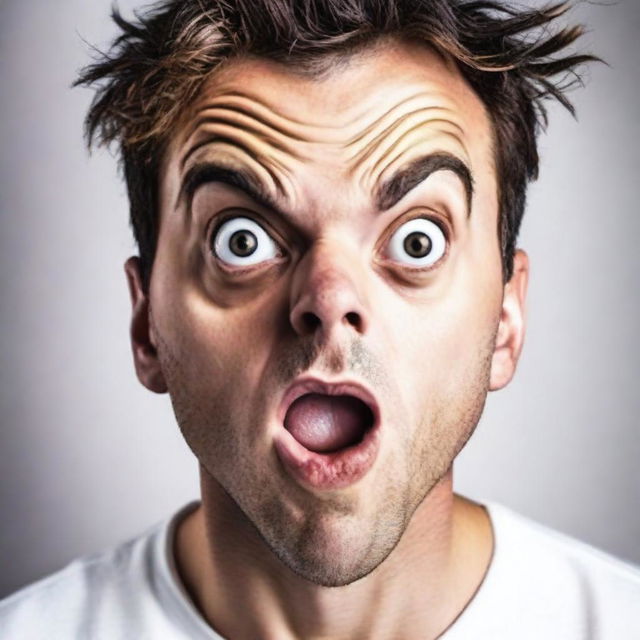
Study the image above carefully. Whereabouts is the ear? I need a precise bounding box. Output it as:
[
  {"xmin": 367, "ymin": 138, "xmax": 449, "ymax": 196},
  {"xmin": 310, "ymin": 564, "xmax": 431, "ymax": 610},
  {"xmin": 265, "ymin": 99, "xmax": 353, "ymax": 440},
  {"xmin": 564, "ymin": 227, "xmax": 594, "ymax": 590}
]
[
  {"xmin": 489, "ymin": 249, "xmax": 529, "ymax": 391},
  {"xmin": 124, "ymin": 257, "xmax": 168, "ymax": 394}
]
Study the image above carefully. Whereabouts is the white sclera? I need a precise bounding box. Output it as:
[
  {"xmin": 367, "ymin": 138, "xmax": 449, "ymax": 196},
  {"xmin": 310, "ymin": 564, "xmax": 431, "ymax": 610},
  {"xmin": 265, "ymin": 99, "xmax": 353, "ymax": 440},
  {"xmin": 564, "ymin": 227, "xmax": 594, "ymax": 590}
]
[
  {"xmin": 387, "ymin": 218, "xmax": 446, "ymax": 268},
  {"xmin": 213, "ymin": 216, "xmax": 280, "ymax": 267}
]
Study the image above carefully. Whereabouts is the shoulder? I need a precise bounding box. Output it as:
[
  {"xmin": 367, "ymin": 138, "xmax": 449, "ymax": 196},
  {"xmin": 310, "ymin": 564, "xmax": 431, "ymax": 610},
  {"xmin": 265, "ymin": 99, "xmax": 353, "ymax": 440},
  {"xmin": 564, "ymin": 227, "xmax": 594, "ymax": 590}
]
[
  {"xmin": 477, "ymin": 502, "xmax": 640, "ymax": 638},
  {"xmin": 488, "ymin": 501, "xmax": 640, "ymax": 583},
  {"xmin": 0, "ymin": 503, "xmax": 202, "ymax": 640},
  {"xmin": 0, "ymin": 532, "xmax": 152, "ymax": 639}
]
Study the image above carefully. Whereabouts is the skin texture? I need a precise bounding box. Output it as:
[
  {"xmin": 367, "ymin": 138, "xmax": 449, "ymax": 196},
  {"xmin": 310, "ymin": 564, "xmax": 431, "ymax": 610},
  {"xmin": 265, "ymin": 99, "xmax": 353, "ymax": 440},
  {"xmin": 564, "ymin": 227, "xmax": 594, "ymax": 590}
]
[{"xmin": 125, "ymin": 38, "xmax": 528, "ymax": 639}]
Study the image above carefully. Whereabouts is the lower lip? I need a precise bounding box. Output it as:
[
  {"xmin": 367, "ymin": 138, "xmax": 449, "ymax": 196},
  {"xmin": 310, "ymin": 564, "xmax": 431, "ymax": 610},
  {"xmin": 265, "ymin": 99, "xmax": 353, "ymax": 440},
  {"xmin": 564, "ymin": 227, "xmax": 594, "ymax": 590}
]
[{"xmin": 273, "ymin": 421, "xmax": 381, "ymax": 492}]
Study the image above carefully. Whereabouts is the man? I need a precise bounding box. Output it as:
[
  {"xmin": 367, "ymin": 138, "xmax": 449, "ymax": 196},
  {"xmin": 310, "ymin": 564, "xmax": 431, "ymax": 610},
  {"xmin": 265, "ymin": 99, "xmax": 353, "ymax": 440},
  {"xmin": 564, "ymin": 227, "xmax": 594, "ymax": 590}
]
[{"xmin": 1, "ymin": 0, "xmax": 638, "ymax": 638}]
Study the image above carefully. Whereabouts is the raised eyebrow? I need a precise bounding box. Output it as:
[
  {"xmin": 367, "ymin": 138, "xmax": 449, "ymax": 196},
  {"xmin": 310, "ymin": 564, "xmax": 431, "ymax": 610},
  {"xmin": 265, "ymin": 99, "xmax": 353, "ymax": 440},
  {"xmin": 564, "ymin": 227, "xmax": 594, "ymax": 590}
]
[
  {"xmin": 178, "ymin": 161, "xmax": 287, "ymax": 219},
  {"xmin": 179, "ymin": 155, "xmax": 474, "ymax": 223},
  {"xmin": 376, "ymin": 152, "xmax": 475, "ymax": 215}
]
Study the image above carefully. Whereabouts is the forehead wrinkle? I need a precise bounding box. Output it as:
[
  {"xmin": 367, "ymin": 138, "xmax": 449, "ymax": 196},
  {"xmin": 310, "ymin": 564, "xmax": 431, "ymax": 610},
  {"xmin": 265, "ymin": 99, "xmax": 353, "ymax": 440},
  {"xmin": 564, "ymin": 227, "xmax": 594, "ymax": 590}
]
[
  {"xmin": 189, "ymin": 110, "xmax": 299, "ymax": 158},
  {"xmin": 182, "ymin": 101, "xmax": 314, "ymax": 167},
  {"xmin": 186, "ymin": 88, "xmax": 468, "ymax": 155},
  {"xmin": 191, "ymin": 90, "xmax": 324, "ymax": 129},
  {"xmin": 180, "ymin": 119, "xmax": 307, "ymax": 173},
  {"xmin": 342, "ymin": 90, "xmax": 462, "ymax": 145},
  {"xmin": 184, "ymin": 142, "xmax": 292, "ymax": 201},
  {"xmin": 358, "ymin": 124, "xmax": 470, "ymax": 190},
  {"xmin": 180, "ymin": 115, "xmax": 309, "ymax": 192},
  {"xmin": 346, "ymin": 109, "xmax": 465, "ymax": 169},
  {"xmin": 185, "ymin": 91, "xmax": 364, "ymax": 148}
]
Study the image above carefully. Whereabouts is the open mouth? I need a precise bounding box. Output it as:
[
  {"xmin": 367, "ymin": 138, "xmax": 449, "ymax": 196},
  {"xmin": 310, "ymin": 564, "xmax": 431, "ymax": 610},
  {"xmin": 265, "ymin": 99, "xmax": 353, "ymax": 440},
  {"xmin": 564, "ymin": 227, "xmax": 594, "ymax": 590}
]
[
  {"xmin": 283, "ymin": 393, "xmax": 375, "ymax": 454},
  {"xmin": 274, "ymin": 377, "xmax": 381, "ymax": 491}
]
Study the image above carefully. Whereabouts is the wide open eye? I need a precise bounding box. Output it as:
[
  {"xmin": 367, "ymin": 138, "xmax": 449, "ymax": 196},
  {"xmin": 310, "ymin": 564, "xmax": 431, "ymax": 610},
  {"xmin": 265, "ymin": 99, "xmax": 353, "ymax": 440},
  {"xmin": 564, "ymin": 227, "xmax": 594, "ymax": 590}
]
[
  {"xmin": 211, "ymin": 216, "xmax": 280, "ymax": 267},
  {"xmin": 387, "ymin": 217, "xmax": 446, "ymax": 269}
]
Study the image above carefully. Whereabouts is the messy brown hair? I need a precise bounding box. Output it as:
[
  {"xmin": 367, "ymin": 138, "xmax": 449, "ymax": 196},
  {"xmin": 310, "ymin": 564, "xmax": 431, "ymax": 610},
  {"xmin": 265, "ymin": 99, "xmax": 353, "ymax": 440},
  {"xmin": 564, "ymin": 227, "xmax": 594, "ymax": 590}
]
[{"xmin": 75, "ymin": 0, "xmax": 598, "ymax": 289}]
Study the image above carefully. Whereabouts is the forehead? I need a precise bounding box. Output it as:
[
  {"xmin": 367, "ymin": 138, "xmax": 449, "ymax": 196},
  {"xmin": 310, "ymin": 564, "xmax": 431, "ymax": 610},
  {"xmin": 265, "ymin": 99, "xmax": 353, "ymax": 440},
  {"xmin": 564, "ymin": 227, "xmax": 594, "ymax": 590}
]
[
  {"xmin": 163, "ymin": 38, "xmax": 496, "ymax": 216},
  {"xmin": 186, "ymin": 39, "xmax": 488, "ymax": 124}
]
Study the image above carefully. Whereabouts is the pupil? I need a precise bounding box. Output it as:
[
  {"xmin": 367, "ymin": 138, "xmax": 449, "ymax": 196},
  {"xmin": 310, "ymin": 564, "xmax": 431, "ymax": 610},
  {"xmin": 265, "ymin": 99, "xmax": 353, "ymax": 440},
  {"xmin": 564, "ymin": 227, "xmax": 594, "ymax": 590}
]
[
  {"xmin": 230, "ymin": 230, "xmax": 257, "ymax": 257},
  {"xmin": 404, "ymin": 232, "xmax": 432, "ymax": 258}
]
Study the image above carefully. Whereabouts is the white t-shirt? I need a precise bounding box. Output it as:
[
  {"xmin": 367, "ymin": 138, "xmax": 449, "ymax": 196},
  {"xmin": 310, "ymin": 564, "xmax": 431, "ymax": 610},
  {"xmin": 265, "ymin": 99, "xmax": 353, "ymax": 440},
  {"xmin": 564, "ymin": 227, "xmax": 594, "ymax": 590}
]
[{"xmin": 1, "ymin": 500, "xmax": 639, "ymax": 639}]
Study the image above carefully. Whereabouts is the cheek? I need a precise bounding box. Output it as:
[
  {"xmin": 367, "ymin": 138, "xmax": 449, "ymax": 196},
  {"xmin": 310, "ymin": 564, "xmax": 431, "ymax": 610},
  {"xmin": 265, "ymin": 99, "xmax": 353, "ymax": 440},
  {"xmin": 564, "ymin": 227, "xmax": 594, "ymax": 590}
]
[
  {"xmin": 151, "ymin": 276, "xmax": 294, "ymax": 436},
  {"xmin": 150, "ymin": 287, "xmax": 250, "ymax": 420},
  {"xmin": 395, "ymin": 270, "xmax": 501, "ymax": 414}
]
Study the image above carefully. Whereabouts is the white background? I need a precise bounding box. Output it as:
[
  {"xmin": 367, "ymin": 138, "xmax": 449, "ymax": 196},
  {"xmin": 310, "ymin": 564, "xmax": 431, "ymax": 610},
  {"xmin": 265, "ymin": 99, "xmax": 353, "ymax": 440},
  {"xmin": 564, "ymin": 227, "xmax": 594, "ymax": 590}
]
[{"xmin": 1, "ymin": 0, "xmax": 638, "ymax": 598}]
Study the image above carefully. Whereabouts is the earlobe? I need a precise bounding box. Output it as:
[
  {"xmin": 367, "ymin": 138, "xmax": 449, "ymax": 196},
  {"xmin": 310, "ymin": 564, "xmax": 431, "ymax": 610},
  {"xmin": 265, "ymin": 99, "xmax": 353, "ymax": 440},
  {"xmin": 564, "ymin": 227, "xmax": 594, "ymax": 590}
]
[
  {"xmin": 489, "ymin": 249, "xmax": 529, "ymax": 391},
  {"xmin": 124, "ymin": 257, "xmax": 168, "ymax": 394}
]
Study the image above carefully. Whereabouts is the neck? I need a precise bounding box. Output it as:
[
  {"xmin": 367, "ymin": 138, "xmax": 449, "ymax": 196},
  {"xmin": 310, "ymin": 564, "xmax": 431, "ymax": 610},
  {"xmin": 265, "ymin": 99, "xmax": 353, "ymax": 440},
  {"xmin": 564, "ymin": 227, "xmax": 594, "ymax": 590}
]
[{"xmin": 174, "ymin": 466, "xmax": 493, "ymax": 640}]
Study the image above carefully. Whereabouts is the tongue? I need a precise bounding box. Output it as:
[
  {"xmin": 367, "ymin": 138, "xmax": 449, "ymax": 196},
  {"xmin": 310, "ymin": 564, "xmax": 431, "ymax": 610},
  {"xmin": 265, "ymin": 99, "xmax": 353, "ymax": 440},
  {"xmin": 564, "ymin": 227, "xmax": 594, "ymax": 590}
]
[{"xmin": 284, "ymin": 393, "xmax": 371, "ymax": 453}]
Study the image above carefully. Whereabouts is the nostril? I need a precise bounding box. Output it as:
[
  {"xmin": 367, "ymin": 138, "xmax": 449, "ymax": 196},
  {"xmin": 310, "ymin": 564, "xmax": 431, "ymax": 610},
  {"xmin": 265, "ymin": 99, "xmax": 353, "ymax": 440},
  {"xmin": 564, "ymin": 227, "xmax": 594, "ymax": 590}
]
[
  {"xmin": 345, "ymin": 311, "xmax": 361, "ymax": 329},
  {"xmin": 302, "ymin": 311, "xmax": 321, "ymax": 331}
]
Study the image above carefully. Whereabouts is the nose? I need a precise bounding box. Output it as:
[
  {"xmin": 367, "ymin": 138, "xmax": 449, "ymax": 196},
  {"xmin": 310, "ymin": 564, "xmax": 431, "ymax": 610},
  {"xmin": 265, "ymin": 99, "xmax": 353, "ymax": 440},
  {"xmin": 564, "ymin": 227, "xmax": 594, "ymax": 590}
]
[{"xmin": 289, "ymin": 239, "xmax": 370, "ymax": 340}]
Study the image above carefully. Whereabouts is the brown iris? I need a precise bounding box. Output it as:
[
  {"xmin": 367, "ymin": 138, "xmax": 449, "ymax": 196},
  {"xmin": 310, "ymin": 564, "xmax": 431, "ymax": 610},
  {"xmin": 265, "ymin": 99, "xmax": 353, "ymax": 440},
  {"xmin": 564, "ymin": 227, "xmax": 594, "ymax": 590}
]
[
  {"xmin": 403, "ymin": 231, "xmax": 432, "ymax": 258},
  {"xmin": 229, "ymin": 230, "xmax": 258, "ymax": 257}
]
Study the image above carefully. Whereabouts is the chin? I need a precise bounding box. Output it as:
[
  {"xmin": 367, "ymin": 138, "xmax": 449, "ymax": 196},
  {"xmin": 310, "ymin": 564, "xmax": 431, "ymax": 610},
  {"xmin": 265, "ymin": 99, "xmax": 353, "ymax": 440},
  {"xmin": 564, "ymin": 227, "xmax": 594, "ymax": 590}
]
[
  {"xmin": 280, "ymin": 540, "xmax": 385, "ymax": 587},
  {"xmin": 259, "ymin": 507, "xmax": 405, "ymax": 587}
]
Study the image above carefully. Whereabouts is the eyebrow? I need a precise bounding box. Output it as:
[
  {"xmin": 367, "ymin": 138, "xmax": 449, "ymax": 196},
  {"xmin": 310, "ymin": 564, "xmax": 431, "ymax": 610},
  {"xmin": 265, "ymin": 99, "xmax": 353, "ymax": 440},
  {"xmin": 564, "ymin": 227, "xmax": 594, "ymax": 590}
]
[
  {"xmin": 179, "ymin": 151, "xmax": 474, "ymax": 221},
  {"xmin": 179, "ymin": 161, "xmax": 289, "ymax": 219},
  {"xmin": 376, "ymin": 152, "xmax": 474, "ymax": 215}
]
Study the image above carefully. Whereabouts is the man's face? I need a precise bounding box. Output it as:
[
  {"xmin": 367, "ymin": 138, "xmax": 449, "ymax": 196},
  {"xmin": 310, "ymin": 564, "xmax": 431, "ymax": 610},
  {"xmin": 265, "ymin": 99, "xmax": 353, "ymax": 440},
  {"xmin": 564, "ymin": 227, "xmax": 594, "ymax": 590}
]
[{"xmin": 139, "ymin": 40, "xmax": 513, "ymax": 586}]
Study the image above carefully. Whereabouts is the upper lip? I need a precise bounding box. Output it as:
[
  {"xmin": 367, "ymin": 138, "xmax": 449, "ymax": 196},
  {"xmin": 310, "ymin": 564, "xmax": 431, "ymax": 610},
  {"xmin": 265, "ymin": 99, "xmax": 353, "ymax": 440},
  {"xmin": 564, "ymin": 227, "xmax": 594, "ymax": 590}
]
[{"xmin": 277, "ymin": 375, "xmax": 381, "ymax": 429}]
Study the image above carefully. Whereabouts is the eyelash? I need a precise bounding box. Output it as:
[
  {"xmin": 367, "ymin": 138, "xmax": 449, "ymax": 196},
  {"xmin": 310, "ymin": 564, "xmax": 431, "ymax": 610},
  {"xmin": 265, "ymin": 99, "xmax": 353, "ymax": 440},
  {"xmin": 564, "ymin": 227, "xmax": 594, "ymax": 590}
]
[
  {"xmin": 385, "ymin": 213, "xmax": 450, "ymax": 273},
  {"xmin": 205, "ymin": 212, "xmax": 282, "ymax": 275},
  {"xmin": 206, "ymin": 211, "xmax": 451, "ymax": 274}
]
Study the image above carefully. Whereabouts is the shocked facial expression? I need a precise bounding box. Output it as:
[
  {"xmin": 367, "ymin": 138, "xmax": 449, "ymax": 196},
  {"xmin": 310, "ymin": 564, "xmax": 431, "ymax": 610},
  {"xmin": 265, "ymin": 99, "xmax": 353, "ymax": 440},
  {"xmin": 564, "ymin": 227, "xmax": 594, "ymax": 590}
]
[{"xmin": 130, "ymin": 39, "xmax": 523, "ymax": 587}]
